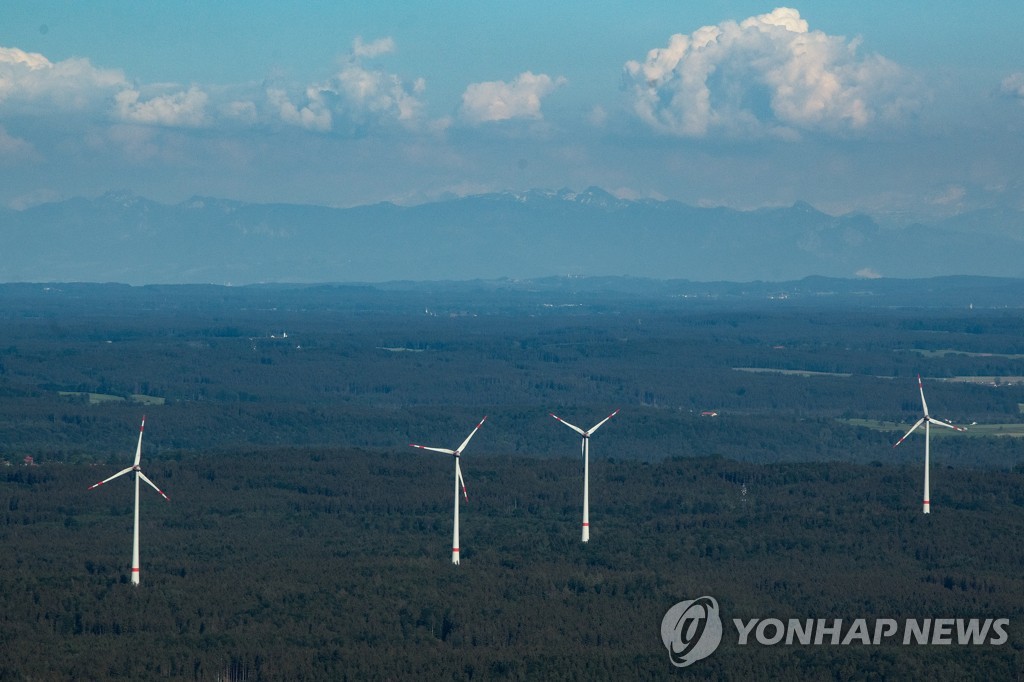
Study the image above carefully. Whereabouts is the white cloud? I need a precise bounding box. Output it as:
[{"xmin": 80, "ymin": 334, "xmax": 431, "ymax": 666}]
[
  {"xmin": 222, "ymin": 99, "xmax": 259, "ymax": 124},
  {"xmin": 932, "ymin": 185, "xmax": 966, "ymax": 206},
  {"xmin": 0, "ymin": 46, "xmax": 126, "ymax": 110},
  {"xmin": 267, "ymin": 37, "xmax": 425, "ymax": 132},
  {"xmin": 266, "ymin": 86, "xmax": 332, "ymax": 131},
  {"xmin": 352, "ymin": 36, "xmax": 395, "ymax": 59},
  {"xmin": 623, "ymin": 7, "xmax": 917, "ymax": 137},
  {"xmin": 0, "ymin": 45, "xmax": 213, "ymax": 130},
  {"xmin": 1000, "ymin": 72, "xmax": 1024, "ymax": 99},
  {"xmin": 0, "ymin": 125, "xmax": 37, "ymax": 161},
  {"xmin": 856, "ymin": 267, "xmax": 882, "ymax": 279},
  {"xmin": 9, "ymin": 188, "xmax": 59, "ymax": 210},
  {"xmin": 460, "ymin": 71, "xmax": 567, "ymax": 123},
  {"xmin": 114, "ymin": 86, "xmax": 209, "ymax": 127},
  {"xmin": 0, "ymin": 38, "xmax": 426, "ymax": 137},
  {"xmin": 588, "ymin": 105, "xmax": 608, "ymax": 127},
  {"xmin": 335, "ymin": 62, "xmax": 421, "ymax": 121}
]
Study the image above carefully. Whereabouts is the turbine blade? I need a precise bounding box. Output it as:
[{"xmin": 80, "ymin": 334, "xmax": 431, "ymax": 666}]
[
  {"xmin": 409, "ymin": 444, "xmax": 456, "ymax": 455},
  {"xmin": 928, "ymin": 417, "xmax": 965, "ymax": 432},
  {"xmin": 133, "ymin": 416, "xmax": 146, "ymax": 467},
  {"xmin": 455, "ymin": 416, "xmax": 487, "ymax": 454},
  {"xmin": 917, "ymin": 375, "xmax": 929, "ymax": 416},
  {"xmin": 456, "ymin": 461, "xmax": 468, "ymax": 502},
  {"xmin": 138, "ymin": 471, "xmax": 170, "ymax": 501},
  {"xmin": 587, "ymin": 408, "xmax": 620, "ymax": 435},
  {"xmin": 580, "ymin": 438, "xmax": 586, "ymax": 459},
  {"xmin": 550, "ymin": 413, "xmax": 586, "ymax": 437},
  {"xmin": 87, "ymin": 466, "xmax": 134, "ymax": 490},
  {"xmin": 893, "ymin": 418, "xmax": 925, "ymax": 448}
]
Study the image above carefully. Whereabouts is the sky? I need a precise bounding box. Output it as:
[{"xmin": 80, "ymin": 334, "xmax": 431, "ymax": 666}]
[{"xmin": 2, "ymin": 1, "xmax": 1024, "ymax": 221}]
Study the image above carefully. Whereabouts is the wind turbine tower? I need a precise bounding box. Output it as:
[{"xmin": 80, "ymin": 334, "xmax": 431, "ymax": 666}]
[
  {"xmin": 410, "ymin": 417, "xmax": 486, "ymax": 564},
  {"xmin": 88, "ymin": 417, "xmax": 170, "ymax": 585},
  {"xmin": 550, "ymin": 409, "xmax": 619, "ymax": 542},
  {"xmin": 893, "ymin": 375, "xmax": 965, "ymax": 513}
]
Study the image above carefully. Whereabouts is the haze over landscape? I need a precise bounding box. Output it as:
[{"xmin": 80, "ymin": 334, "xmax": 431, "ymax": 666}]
[
  {"xmin": 3, "ymin": 188, "xmax": 1024, "ymax": 284},
  {"xmin": 2, "ymin": 2, "xmax": 1024, "ymax": 284}
]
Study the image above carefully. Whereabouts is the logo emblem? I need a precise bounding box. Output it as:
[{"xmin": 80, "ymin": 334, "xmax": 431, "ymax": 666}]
[{"xmin": 661, "ymin": 596, "xmax": 723, "ymax": 667}]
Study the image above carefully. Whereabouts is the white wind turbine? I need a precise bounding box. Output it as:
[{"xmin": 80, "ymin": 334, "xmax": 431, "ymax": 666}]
[
  {"xmin": 550, "ymin": 409, "xmax": 619, "ymax": 542},
  {"xmin": 410, "ymin": 416, "xmax": 486, "ymax": 565},
  {"xmin": 88, "ymin": 417, "xmax": 170, "ymax": 584},
  {"xmin": 893, "ymin": 375, "xmax": 965, "ymax": 514}
]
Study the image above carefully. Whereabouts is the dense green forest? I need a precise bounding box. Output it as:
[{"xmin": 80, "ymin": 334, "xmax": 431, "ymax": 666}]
[
  {"xmin": 3, "ymin": 451, "xmax": 1022, "ymax": 679},
  {"xmin": 1, "ymin": 281, "xmax": 1023, "ymax": 679}
]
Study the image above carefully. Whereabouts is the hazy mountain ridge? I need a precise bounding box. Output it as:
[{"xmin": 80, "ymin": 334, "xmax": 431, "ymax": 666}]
[{"xmin": 2, "ymin": 189, "xmax": 1023, "ymax": 284}]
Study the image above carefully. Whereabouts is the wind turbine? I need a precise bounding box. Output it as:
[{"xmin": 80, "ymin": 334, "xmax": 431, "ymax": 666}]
[
  {"xmin": 410, "ymin": 416, "xmax": 486, "ymax": 565},
  {"xmin": 88, "ymin": 417, "xmax": 170, "ymax": 584},
  {"xmin": 550, "ymin": 409, "xmax": 619, "ymax": 542},
  {"xmin": 893, "ymin": 375, "xmax": 965, "ymax": 514}
]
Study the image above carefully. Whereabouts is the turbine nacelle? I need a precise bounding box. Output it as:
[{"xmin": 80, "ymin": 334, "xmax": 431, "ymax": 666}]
[{"xmin": 550, "ymin": 408, "xmax": 619, "ymax": 438}]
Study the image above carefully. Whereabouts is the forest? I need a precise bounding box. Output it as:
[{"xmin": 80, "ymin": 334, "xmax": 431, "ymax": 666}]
[{"xmin": 1, "ymin": 280, "xmax": 1022, "ymax": 679}]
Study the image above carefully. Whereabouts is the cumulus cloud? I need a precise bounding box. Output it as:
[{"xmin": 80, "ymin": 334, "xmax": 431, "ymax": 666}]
[
  {"xmin": 267, "ymin": 37, "xmax": 425, "ymax": 132},
  {"xmin": 221, "ymin": 99, "xmax": 259, "ymax": 124},
  {"xmin": 0, "ymin": 125, "xmax": 36, "ymax": 160},
  {"xmin": 623, "ymin": 7, "xmax": 917, "ymax": 137},
  {"xmin": 0, "ymin": 46, "xmax": 126, "ymax": 110},
  {"xmin": 352, "ymin": 36, "xmax": 395, "ymax": 59},
  {"xmin": 114, "ymin": 86, "xmax": 209, "ymax": 127},
  {"xmin": 266, "ymin": 86, "xmax": 332, "ymax": 131},
  {"xmin": 460, "ymin": 71, "xmax": 567, "ymax": 123},
  {"xmin": 0, "ymin": 45, "xmax": 213, "ymax": 129},
  {"xmin": 1, "ymin": 38, "xmax": 427, "ymax": 137}
]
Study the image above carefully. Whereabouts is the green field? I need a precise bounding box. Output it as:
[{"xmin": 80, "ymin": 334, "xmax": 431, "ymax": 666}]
[
  {"xmin": 846, "ymin": 418, "xmax": 1024, "ymax": 438},
  {"xmin": 910, "ymin": 348, "xmax": 1024, "ymax": 360},
  {"xmin": 733, "ymin": 367, "xmax": 852, "ymax": 378},
  {"xmin": 59, "ymin": 392, "xmax": 166, "ymax": 406}
]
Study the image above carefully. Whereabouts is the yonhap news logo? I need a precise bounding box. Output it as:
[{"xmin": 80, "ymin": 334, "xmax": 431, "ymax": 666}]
[
  {"xmin": 660, "ymin": 596, "xmax": 1009, "ymax": 668},
  {"xmin": 660, "ymin": 596, "xmax": 724, "ymax": 667}
]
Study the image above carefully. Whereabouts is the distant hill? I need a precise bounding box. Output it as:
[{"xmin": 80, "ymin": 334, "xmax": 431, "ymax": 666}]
[{"xmin": 2, "ymin": 187, "xmax": 1023, "ymax": 284}]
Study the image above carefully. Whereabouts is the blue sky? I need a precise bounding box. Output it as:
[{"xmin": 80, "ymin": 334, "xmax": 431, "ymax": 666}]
[{"xmin": 2, "ymin": 2, "xmax": 1023, "ymax": 220}]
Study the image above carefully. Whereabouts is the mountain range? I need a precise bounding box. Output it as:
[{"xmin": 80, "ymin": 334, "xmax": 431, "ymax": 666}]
[{"xmin": 2, "ymin": 187, "xmax": 1023, "ymax": 284}]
